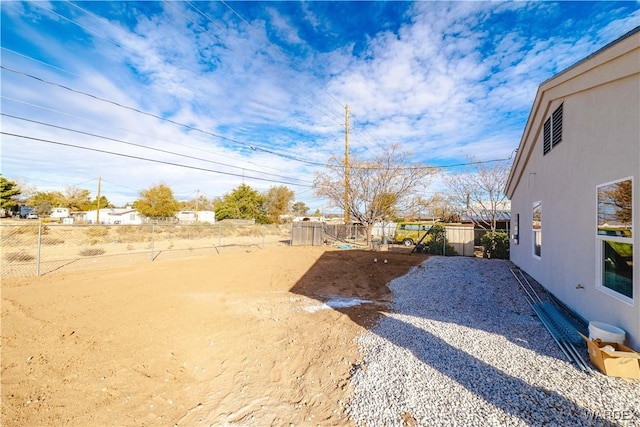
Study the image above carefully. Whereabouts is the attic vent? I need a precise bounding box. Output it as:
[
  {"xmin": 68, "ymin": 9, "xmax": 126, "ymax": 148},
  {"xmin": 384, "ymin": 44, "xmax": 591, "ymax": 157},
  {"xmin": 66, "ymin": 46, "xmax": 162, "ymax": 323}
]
[
  {"xmin": 542, "ymin": 102, "xmax": 563, "ymax": 156},
  {"xmin": 543, "ymin": 119, "xmax": 551, "ymax": 155},
  {"xmin": 552, "ymin": 103, "xmax": 563, "ymax": 147}
]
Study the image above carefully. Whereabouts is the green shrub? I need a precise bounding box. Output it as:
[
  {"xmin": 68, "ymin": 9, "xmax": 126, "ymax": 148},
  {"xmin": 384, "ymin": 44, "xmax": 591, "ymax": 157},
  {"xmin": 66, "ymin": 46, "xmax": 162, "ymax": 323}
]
[
  {"xmin": 481, "ymin": 231, "xmax": 510, "ymax": 259},
  {"xmin": 424, "ymin": 224, "xmax": 457, "ymax": 256}
]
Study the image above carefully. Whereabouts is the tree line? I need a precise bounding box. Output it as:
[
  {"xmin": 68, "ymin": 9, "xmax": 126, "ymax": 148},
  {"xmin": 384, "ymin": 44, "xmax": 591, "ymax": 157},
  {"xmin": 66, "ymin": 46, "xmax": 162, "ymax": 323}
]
[
  {"xmin": 0, "ymin": 176, "xmax": 312, "ymax": 224},
  {"xmin": 2, "ymin": 143, "xmax": 512, "ymax": 233}
]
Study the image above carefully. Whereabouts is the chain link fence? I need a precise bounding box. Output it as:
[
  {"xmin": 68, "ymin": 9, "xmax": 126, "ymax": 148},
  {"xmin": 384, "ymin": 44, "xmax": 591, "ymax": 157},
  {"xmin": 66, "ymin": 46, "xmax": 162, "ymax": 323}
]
[{"xmin": 1, "ymin": 223, "xmax": 292, "ymax": 278}]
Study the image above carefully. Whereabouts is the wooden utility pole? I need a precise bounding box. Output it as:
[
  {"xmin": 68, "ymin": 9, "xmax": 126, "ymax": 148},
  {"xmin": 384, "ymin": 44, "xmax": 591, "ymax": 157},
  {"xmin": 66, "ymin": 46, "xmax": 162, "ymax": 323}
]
[
  {"xmin": 344, "ymin": 104, "xmax": 350, "ymax": 223},
  {"xmin": 96, "ymin": 177, "xmax": 102, "ymax": 224}
]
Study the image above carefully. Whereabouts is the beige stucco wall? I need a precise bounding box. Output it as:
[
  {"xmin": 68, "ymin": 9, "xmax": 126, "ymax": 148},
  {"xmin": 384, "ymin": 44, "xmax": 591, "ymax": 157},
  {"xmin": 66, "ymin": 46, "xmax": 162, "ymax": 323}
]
[{"xmin": 507, "ymin": 36, "xmax": 639, "ymax": 349}]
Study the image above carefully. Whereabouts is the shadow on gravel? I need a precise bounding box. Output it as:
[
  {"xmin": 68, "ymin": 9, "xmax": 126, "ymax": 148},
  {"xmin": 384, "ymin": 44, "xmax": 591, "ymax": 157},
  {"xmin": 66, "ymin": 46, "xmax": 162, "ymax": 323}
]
[
  {"xmin": 290, "ymin": 252, "xmax": 610, "ymax": 425},
  {"xmin": 366, "ymin": 315, "xmax": 605, "ymax": 425}
]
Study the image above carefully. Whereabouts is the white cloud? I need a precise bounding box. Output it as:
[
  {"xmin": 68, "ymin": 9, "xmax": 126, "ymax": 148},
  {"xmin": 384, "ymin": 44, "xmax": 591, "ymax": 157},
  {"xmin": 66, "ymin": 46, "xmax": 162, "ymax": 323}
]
[{"xmin": 2, "ymin": 1, "xmax": 637, "ymax": 210}]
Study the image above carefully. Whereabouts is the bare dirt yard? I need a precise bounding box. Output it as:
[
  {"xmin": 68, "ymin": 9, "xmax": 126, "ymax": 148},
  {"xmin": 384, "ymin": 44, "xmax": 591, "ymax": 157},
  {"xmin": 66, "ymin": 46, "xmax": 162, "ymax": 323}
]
[{"xmin": 1, "ymin": 245, "xmax": 425, "ymax": 426}]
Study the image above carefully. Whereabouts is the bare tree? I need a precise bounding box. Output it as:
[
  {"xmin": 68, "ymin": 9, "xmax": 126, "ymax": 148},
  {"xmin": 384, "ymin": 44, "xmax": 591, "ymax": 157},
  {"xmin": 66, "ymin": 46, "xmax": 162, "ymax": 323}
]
[
  {"xmin": 415, "ymin": 192, "xmax": 459, "ymax": 222},
  {"xmin": 313, "ymin": 144, "xmax": 434, "ymax": 244},
  {"xmin": 63, "ymin": 186, "xmax": 92, "ymax": 211},
  {"xmin": 443, "ymin": 159, "xmax": 511, "ymax": 231}
]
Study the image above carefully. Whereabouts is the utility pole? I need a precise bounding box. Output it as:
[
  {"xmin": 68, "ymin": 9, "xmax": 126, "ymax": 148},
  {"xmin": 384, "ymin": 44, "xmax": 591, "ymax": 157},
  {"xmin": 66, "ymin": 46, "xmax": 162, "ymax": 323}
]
[
  {"xmin": 96, "ymin": 176, "xmax": 102, "ymax": 224},
  {"xmin": 344, "ymin": 104, "xmax": 350, "ymax": 224}
]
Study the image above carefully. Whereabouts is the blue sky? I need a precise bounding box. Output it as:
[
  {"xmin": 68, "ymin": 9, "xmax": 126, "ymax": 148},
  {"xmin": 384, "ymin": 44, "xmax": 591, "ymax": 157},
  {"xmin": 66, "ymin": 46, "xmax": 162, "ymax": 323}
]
[{"xmin": 1, "ymin": 1, "xmax": 638, "ymax": 212}]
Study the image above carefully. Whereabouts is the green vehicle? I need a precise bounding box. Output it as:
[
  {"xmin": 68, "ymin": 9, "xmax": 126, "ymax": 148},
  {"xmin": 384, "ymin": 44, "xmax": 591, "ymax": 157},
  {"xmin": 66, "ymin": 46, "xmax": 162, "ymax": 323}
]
[{"xmin": 393, "ymin": 222, "xmax": 435, "ymax": 246}]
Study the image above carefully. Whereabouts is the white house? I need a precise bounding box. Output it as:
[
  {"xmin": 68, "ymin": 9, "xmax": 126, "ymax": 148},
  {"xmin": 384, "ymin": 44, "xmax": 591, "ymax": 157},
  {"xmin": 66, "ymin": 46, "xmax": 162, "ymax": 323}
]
[
  {"xmin": 505, "ymin": 27, "xmax": 639, "ymax": 349},
  {"xmin": 50, "ymin": 207, "xmax": 70, "ymax": 219},
  {"xmin": 83, "ymin": 208, "xmax": 143, "ymax": 225},
  {"xmin": 176, "ymin": 210, "xmax": 215, "ymax": 224}
]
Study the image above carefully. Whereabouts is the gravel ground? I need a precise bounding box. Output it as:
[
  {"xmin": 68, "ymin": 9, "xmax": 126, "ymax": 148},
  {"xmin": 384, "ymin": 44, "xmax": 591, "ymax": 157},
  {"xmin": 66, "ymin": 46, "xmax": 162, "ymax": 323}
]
[{"xmin": 346, "ymin": 256, "xmax": 640, "ymax": 427}]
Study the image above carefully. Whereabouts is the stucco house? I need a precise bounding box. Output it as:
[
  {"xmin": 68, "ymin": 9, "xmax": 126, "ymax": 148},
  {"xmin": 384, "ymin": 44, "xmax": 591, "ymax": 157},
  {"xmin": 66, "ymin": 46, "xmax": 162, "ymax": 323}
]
[
  {"xmin": 176, "ymin": 210, "xmax": 215, "ymax": 224},
  {"xmin": 83, "ymin": 208, "xmax": 143, "ymax": 225},
  {"xmin": 505, "ymin": 27, "xmax": 639, "ymax": 349},
  {"xmin": 50, "ymin": 207, "xmax": 70, "ymax": 219}
]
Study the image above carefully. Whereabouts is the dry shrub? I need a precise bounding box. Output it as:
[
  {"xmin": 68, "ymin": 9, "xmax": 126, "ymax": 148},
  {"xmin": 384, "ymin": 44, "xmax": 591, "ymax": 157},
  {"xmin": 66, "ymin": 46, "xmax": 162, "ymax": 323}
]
[
  {"xmin": 4, "ymin": 251, "xmax": 35, "ymax": 262},
  {"xmin": 176, "ymin": 226, "xmax": 210, "ymax": 237},
  {"xmin": 84, "ymin": 226, "xmax": 109, "ymax": 237},
  {"xmin": 264, "ymin": 224, "xmax": 288, "ymax": 236},
  {"xmin": 238, "ymin": 226, "xmax": 261, "ymax": 237},
  {"xmin": 13, "ymin": 225, "xmax": 50, "ymax": 235},
  {"xmin": 215, "ymin": 225, "xmax": 234, "ymax": 237},
  {"xmin": 116, "ymin": 225, "xmax": 139, "ymax": 235},
  {"xmin": 187, "ymin": 225, "xmax": 215, "ymax": 237},
  {"xmin": 43, "ymin": 237, "xmax": 65, "ymax": 245},
  {"xmin": 115, "ymin": 225, "xmax": 148, "ymax": 243},
  {"xmin": 79, "ymin": 248, "xmax": 106, "ymax": 256}
]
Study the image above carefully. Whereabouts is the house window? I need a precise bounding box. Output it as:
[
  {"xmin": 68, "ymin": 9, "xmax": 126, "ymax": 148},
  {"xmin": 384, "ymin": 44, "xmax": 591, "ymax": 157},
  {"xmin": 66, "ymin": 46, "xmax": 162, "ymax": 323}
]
[
  {"xmin": 512, "ymin": 213, "xmax": 520, "ymax": 245},
  {"xmin": 543, "ymin": 103, "xmax": 563, "ymax": 155},
  {"xmin": 597, "ymin": 178, "xmax": 633, "ymax": 301},
  {"xmin": 401, "ymin": 224, "xmax": 419, "ymax": 231},
  {"xmin": 532, "ymin": 202, "xmax": 541, "ymax": 258}
]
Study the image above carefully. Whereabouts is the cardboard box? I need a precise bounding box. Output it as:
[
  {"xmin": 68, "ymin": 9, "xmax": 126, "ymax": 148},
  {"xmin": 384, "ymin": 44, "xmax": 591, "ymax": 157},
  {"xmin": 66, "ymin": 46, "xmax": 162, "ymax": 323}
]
[{"xmin": 579, "ymin": 332, "xmax": 640, "ymax": 379}]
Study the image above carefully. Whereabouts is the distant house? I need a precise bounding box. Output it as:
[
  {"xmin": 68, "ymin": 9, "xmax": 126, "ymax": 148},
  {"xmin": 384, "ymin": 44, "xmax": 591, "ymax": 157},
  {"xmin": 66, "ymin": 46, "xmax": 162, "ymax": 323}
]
[
  {"xmin": 50, "ymin": 207, "xmax": 70, "ymax": 219},
  {"xmin": 176, "ymin": 210, "xmax": 215, "ymax": 224},
  {"xmin": 83, "ymin": 208, "xmax": 143, "ymax": 225},
  {"xmin": 293, "ymin": 216, "xmax": 325, "ymax": 223},
  {"xmin": 460, "ymin": 209, "xmax": 511, "ymax": 246},
  {"xmin": 505, "ymin": 28, "xmax": 639, "ymax": 348}
]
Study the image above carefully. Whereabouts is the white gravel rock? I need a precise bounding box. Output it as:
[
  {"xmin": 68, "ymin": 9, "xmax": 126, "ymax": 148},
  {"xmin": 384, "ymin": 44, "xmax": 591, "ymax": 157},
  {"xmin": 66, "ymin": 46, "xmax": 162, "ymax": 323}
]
[{"xmin": 346, "ymin": 256, "xmax": 640, "ymax": 427}]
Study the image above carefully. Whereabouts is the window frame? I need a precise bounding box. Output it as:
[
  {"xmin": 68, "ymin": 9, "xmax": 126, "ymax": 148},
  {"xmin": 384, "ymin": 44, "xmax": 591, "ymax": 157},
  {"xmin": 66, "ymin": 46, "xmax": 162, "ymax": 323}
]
[
  {"xmin": 595, "ymin": 177, "xmax": 634, "ymax": 305},
  {"xmin": 532, "ymin": 201, "xmax": 542, "ymax": 259},
  {"xmin": 512, "ymin": 213, "xmax": 520, "ymax": 245}
]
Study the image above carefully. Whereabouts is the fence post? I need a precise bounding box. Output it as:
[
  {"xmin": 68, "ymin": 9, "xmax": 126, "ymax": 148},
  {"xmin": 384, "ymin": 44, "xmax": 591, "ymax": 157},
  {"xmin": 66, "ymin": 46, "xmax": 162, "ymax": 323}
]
[
  {"xmin": 36, "ymin": 222, "xmax": 42, "ymax": 276},
  {"xmin": 442, "ymin": 227, "xmax": 446, "ymax": 256},
  {"xmin": 150, "ymin": 224, "xmax": 155, "ymax": 261}
]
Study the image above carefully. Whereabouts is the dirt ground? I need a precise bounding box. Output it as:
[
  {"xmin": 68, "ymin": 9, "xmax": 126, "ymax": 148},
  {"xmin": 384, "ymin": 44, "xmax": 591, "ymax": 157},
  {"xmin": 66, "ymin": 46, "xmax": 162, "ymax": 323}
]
[{"xmin": 1, "ymin": 245, "xmax": 426, "ymax": 426}]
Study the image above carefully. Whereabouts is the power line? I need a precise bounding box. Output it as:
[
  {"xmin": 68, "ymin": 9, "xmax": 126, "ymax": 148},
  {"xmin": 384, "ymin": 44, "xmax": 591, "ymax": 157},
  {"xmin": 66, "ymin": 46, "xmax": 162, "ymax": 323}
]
[
  {"xmin": 99, "ymin": 178, "xmax": 140, "ymax": 193},
  {"xmin": 1, "ymin": 132, "xmax": 313, "ymax": 188},
  {"xmin": 0, "ymin": 95, "xmax": 286, "ymax": 173},
  {"xmin": 0, "ymin": 47, "xmax": 82, "ymax": 78},
  {"xmin": 4, "ymin": 4, "xmax": 508, "ymax": 177},
  {"xmin": 1, "ymin": 113, "xmax": 313, "ymax": 184},
  {"xmin": 2, "ymin": 105, "xmax": 511, "ymax": 173},
  {"xmin": 1, "ymin": 65, "xmax": 326, "ymax": 166},
  {"xmin": 2, "ymin": 67, "xmax": 512, "ymax": 174},
  {"xmin": 6, "ymin": 3, "xmax": 344, "ymax": 163},
  {"xmin": 30, "ymin": 1, "xmax": 125, "ymax": 51}
]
